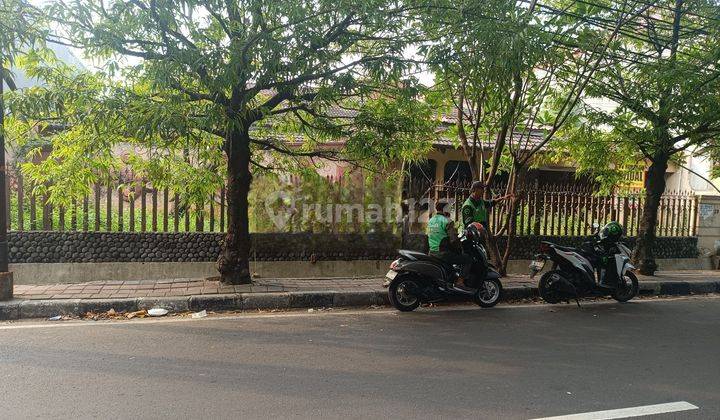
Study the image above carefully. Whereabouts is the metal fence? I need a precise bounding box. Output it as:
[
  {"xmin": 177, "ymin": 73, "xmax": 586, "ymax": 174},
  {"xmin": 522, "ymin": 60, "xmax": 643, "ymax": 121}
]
[
  {"xmin": 7, "ymin": 169, "xmax": 226, "ymax": 233},
  {"xmin": 6, "ymin": 168, "xmax": 699, "ymax": 237},
  {"xmin": 409, "ymin": 180, "xmax": 698, "ymax": 237}
]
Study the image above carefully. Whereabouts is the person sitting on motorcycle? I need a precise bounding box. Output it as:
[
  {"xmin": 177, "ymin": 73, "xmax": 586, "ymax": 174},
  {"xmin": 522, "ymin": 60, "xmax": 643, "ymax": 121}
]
[
  {"xmin": 427, "ymin": 201, "xmax": 473, "ymax": 288},
  {"xmin": 461, "ymin": 181, "xmax": 513, "ymax": 229}
]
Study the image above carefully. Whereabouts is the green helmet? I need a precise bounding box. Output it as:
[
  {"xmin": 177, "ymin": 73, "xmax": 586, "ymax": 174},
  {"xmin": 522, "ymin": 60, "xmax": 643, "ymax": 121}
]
[{"xmin": 599, "ymin": 221, "xmax": 623, "ymax": 242}]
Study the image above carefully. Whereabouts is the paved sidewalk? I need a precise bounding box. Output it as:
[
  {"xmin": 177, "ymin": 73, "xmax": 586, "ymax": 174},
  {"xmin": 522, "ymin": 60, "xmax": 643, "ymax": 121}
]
[
  {"xmin": 1, "ymin": 270, "xmax": 718, "ymax": 321},
  {"xmin": 12, "ymin": 276, "xmax": 386, "ymax": 300},
  {"xmin": 11, "ymin": 271, "xmax": 719, "ymax": 300}
]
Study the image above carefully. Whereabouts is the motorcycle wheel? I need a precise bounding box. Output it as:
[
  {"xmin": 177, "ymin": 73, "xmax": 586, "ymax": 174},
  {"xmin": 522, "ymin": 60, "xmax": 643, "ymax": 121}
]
[
  {"xmin": 538, "ymin": 270, "xmax": 564, "ymax": 304},
  {"xmin": 612, "ymin": 271, "xmax": 639, "ymax": 302},
  {"xmin": 474, "ymin": 278, "xmax": 502, "ymax": 308},
  {"xmin": 388, "ymin": 275, "xmax": 422, "ymax": 312}
]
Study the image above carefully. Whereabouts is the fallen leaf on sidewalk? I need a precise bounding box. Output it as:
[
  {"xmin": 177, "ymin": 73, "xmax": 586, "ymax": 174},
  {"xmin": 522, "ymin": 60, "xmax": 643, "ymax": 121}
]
[{"xmin": 126, "ymin": 310, "xmax": 148, "ymax": 319}]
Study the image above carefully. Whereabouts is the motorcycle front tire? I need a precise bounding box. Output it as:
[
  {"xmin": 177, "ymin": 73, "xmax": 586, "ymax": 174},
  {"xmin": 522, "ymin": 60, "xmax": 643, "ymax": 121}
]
[
  {"xmin": 473, "ymin": 278, "xmax": 502, "ymax": 308},
  {"xmin": 612, "ymin": 271, "xmax": 639, "ymax": 302}
]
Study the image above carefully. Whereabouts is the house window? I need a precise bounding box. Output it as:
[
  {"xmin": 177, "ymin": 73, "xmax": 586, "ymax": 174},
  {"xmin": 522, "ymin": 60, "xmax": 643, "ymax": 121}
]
[
  {"xmin": 408, "ymin": 160, "xmax": 436, "ymax": 183},
  {"xmin": 404, "ymin": 160, "xmax": 436, "ymax": 199},
  {"xmin": 444, "ymin": 161, "xmax": 472, "ymax": 185}
]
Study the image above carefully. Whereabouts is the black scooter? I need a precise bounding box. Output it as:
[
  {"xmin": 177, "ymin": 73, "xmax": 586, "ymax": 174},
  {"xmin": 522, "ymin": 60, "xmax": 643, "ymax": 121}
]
[{"xmin": 383, "ymin": 223, "xmax": 503, "ymax": 311}]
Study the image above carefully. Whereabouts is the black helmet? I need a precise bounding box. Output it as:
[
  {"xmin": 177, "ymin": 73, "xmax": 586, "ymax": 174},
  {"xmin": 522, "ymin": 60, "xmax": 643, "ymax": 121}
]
[{"xmin": 599, "ymin": 221, "xmax": 623, "ymax": 242}]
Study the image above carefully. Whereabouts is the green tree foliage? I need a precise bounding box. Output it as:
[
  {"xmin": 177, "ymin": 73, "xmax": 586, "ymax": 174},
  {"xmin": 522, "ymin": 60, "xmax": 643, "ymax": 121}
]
[
  {"xmin": 418, "ymin": 0, "xmax": 650, "ymax": 272},
  {"xmin": 580, "ymin": 0, "xmax": 720, "ymax": 274},
  {"xmin": 547, "ymin": 123, "xmax": 642, "ymax": 194},
  {"xmin": 1, "ymin": 0, "xmax": 46, "ymax": 271},
  {"xmin": 14, "ymin": 0, "xmax": 435, "ymax": 283}
]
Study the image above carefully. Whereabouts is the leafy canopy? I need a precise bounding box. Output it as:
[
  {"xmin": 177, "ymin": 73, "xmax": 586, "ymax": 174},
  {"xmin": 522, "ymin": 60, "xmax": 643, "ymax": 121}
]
[{"xmin": 10, "ymin": 0, "xmax": 437, "ymax": 206}]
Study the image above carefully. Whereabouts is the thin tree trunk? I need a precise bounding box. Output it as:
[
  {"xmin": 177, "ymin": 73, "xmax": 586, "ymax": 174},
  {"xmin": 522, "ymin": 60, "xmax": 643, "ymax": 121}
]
[
  {"xmin": 217, "ymin": 125, "xmax": 252, "ymax": 284},
  {"xmin": 500, "ymin": 163, "xmax": 524, "ymax": 275},
  {"xmin": 0, "ymin": 67, "xmax": 8, "ymax": 272},
  {"xmin": 485, "ymin": 231, "xmax": 503, "ymax": 274},
  {"xmin": 457, "ymin": 90, "xmax": 480, "ymax": 181},
  {"xmin": 632, "ymin": 154, "xmax": 669, "ymax": 276}
]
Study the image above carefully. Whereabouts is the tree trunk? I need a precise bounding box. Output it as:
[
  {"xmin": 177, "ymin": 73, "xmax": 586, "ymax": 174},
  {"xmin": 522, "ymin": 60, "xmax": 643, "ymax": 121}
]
[
  {"xmin": 456, "ymin": 90, "xmax": 480, "ymax": 181},
  {"xmin": 485, "ymin": 230, "xmax": 503, "ymax": 274},
  {"xmin": 217, "ymin": 125, "xmax": 253, "ymax": 284},
  {"xmin": 0, "ymin": 67, "xmax": 8, "ymax": 272},
  {"xmin": 500, "ymin": 163, "xmax": 523, "ymax": 275},
  {"xmin": 632, "ymin": 155, "xmax": 669, "ymax": 276}
]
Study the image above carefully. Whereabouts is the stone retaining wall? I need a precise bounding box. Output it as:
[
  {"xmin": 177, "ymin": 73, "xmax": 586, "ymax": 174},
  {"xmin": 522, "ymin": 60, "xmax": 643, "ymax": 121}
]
[
  {"xmin": 8, "ymin": 232, "xmax": 400, "ymax": 263},
  {"xmin": 400, "ymin": 234, "xmax": 698, "ymax": 259},
  {"xmin": 8, "ymin": 231, "xmax": 697, "ymax": 264}
]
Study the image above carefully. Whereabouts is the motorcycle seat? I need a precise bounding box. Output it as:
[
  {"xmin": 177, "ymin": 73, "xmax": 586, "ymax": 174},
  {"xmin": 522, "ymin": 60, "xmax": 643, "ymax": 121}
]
[
  {"xmin": 398, "ymin": 250, "xmax": 459, "ymax": 273},
  {"xmin": 398, "ymin": 249, "xmax": 446, "ymax": 264},
  {"xmin": 543, "ymin": 241, "xmax": 578, "ymax": 253}
]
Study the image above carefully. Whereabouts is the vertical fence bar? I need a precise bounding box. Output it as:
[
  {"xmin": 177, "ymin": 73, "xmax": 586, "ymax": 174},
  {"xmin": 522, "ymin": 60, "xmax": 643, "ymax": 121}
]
[
  {"xmin": 620, "ymin": 196, "xmax": 627, "ymax": 231},
  {"xmin": 570, "ymin": 192, "xmax": 577, "ymax": 236},
  {"xmin": 17, "ymin": 171, "xmax": 24, "ymax": 231},
  {"xmin": 518, "ymin": 193, "xmax": 526, "ymax": 236},
  {"xmin": 71, "ymin": 199, "xmax": 77, "ymax": 231},
  {"xmin": 691, "ymin": 195, "xmax": 697, "ymax": 236},
  {"xmin": 129, "ymin": 185, "xmax": 135, "ymax": 232},
  {"xmin": 195, "ymin": 201, "xmax": 204, "ymax": 232},
  {"xmin": 532, "ymin": 190, "xmax": 540, "ymax": 235},
  {"xmin": 5, "ymin": 171, "xmax": 10, "ymax": 231},
  {"xmin": 681, "ymin": 195, "xmax": 689, "ymax": 236},
  {"xmin": 42, "ymin": 193, "xmax": 52, "ymax": 230},
  {"xmin": 630, "ymin": 195, "xmax": 638, "ymax": 236},
  {"xmin": 220, "ymin": 187, "xmax": 225, "ymax": 232},
  {"xmin": 209, "ymin": 192, "xmax": 216, "ymax": 232},
  {"xmin": 568, "ymin": 190, "xmax": 575, "ymax": 235},
  {"xmin": 670, "ymin": 196, "xmax": 677, "ymax": 236},
  {"xmin": 152, "ymin": 187, "xmax": 158, "ymax": 232},
  {"xmin": 173, "ymin": 193, "xmax": 180, "ymax": 232},
  {"xmin": 83, "ymin": 194, "xmax": 89, "ymax": 231},
  {"xmin": 105, "ymin": 182, "xmax": 112, "ymax": 231},
  {"xmin": 657, "ymin": 197, "xmax": 664, "ymax": 237},
  {"xmin": 563, "ymin": 192, "xmax": 570, "ymax": 236},
  {"xmin": 94, "ymin": 183, "xmax": 101, "ymax": 231},
  {"xmin": 542, "ymin": 191, "xmax": 549, "ymax": 235},
  {"xmin": 548, "ymin": 192, "xmax": 555, "ymax": 235},
  {"xmin": 118, "ymin": 185, "xmax": 124, "ymax": 232},
  {"xmin": 184, "ymin": 201, "xmax": 190, "ymax": 232},
  {"xmin": 140, "ymin": 182, "xmax": 147, "ymax": 232},
  {"xmin": 58, "ymin": 206, "xmax": 65, "ymax": 231},
  {"xmin": 29, "ymin": 191, "xmax": 36, "ymax": 231},
  {"xmin": 453, "ymin": 188, "xmax": 459, "ymax": 223},
  {"xmin": 163, "ymin": 188, "xmax": 169, "ymax": 232},
  {"xmin": 664, "ymin": 196, "xmax": 671, "ymax": 236}
]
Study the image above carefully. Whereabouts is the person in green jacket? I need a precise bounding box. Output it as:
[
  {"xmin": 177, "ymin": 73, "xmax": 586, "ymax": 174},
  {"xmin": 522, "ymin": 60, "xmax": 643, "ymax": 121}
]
[
  {"xmin": 427, "ymin": 201, "xmax": 473, "ymax": 288},
  {"xmin": 462, "ymin": 181, "xmax": 513, "ymax": 229}
]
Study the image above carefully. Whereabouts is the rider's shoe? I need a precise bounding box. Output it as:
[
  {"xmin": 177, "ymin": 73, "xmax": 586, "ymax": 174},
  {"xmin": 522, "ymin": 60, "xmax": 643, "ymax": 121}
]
[{"xmin": 449, "ymin": 277, "xmax": 473, "ymax": 293}]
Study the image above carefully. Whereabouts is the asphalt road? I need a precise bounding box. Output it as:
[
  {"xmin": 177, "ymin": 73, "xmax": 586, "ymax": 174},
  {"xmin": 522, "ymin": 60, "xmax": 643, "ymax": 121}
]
[{"xmin": 0, "ymin": 297, "xmax": 719, "ymax": 420}]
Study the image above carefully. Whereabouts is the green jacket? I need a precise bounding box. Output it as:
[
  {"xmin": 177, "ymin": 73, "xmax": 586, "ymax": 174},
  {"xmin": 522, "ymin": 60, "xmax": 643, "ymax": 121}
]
[
  {"xmin": 427, "ymin": 213, "xmax": 456, "ymax": 252},
  {"xmin": 462, "ymin": 196, "xmax": 494, "ymax": 227}
]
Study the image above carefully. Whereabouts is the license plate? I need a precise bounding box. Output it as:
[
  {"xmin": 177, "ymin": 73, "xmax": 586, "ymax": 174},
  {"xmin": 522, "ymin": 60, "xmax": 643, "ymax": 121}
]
[
  {"xmin": 385, "ymin": 270, "xmax": 398, "ymax": 280},
  {"xmin": 529, "ymin": 260, "xmax": 545, "ymax": 278}
]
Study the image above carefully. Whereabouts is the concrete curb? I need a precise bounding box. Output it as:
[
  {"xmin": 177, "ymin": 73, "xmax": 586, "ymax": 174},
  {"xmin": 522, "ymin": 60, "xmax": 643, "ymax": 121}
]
[{"xmin": 1, "ymin": 281, "xmax": 719, "ymax": 321}]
